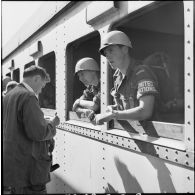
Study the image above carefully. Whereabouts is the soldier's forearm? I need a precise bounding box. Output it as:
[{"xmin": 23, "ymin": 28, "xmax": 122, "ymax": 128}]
[{"xmin": 79, "ymin": 99, "xmax": 98, "ymax": 111}]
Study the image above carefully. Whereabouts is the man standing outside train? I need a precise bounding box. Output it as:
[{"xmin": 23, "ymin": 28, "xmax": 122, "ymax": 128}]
[
  {"xmin": 95, "ymin": 30, "xmax": 158, "ymax": 124},
  {"xmin": 72, "ymin": 57, "xmax": 100, "ymax": 121},
  {"xmin": 3, "ymin": 65, "xmax": 60, "ymax": 194}
]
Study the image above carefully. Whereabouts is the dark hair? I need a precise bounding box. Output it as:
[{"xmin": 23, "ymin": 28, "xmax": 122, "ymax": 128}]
[{"xmin": 23, "ymin": 65, "xmax": 50, "ymax": 82}]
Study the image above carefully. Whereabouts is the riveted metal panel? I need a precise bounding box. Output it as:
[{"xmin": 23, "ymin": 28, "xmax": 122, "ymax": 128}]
[
  {"xmin": 99, "ymin": 27, "xmax": 110, "ymax": 130},
  {"xmin": 34, "ymin": 27, "xmax": 56, "ymax": 56},
  {"xmin": 103, "ymin": 143, "xmax": 194, "ymax": 193},
  {"xmin": 184, "ymin": 1, "xmax": 194, "ymax": 151},
  {"xmin": 63, "ymin": 7, "xmax": 93, "ymax": 44},
  {"xmin": 57, "ymin": 122, "xmax": 194, "ymax": 169},
  {"xmin": 48, "ymin": 124, "xmax": 194, "ymax": 193},
  {"xmin": 47, "ymin": 128, "xmax": 107, "ymax": 193},
  {"xmin": 86, "ymin": 1, "xmax": 118, "ymax": 25},
  {"xmin": 55, "ymin": 23, "xmax": 66, "ymax": 121}
]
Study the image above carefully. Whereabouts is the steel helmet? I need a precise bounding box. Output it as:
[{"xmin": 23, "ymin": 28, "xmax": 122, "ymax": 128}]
[
  {"xmin": 99, "ymin": 30, "xmax": 132, "ymax": 56},
  {"xmin": 75, "ymin": 57, "xmax": 100, "ymax": 74}
]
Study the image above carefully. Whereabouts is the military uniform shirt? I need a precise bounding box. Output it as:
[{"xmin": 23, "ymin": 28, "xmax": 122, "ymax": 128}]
[{"xmin": 110, "ymin": 58, "xmax": 158, "ymax": 119}]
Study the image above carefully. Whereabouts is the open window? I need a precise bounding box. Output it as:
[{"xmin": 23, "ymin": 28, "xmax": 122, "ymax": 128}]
[
  {"xmin": 5, "ymin": 72, "xmax": 11, "ymax": 77},
  {"xmin": 38, "ymin": 52, "xmax": 56, "ymax": 109},
  {"xmin": 66, "ymin": 31, "xmax": 100, "ymax": 122},
  {"xmin": 109, "ymin": 2, "xmax": 184, "ymax": 140},
  {"xmin": 24, "ymin": 61, "xmax": 35, "ymax": 70},
  {"xmin": 13, "ymin": 68, "xmax": 20, "ymax": 83}
]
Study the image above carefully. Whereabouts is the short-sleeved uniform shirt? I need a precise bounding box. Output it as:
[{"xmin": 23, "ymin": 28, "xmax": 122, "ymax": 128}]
[
  {"xmin": 110, "ymin": 58, "xmax": 159, "ymax": 120},
  {"xmin": 80, "ymin": 83, "xmax": 101, "ymax": 113}
]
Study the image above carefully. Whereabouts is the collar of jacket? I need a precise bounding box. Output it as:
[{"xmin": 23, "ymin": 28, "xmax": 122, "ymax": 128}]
[{"xmin": 21, "ymin": 82, "xmax": 38, "ymax": 99}]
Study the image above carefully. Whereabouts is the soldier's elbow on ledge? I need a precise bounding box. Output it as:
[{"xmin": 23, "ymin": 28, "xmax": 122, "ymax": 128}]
[
  {"xmin": 91, "ymin": 103, "xmax": 99, "ymax": 112},
  {"xmin": 136, "ymin": 107, "xmax": 153, "ymax": 121},
  {"xmin": 140, "ymin": 109, "xmax": 153, "ymax": 121}
]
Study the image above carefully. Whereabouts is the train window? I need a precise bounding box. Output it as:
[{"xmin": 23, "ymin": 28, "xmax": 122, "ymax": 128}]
[
  {"xmin": 24, "ymin": 61, "xmax": 35, "ymax": 69},
  {"xmin": 109, "ymin": 2, "xmax": 184, "ymax": 140},
  {"xmin": 13, "ymin": 68, "xmax": 20, "ymax": 83},
  {"xmin": 67, "ymin": 31, "xmax": 100, "ymax": 122},
  {"xmin": 38, "ymin": 52, "xmax": 56, "ymax": 109},
  {"xmin": 5, "ymin": 72, "xmax": 11, "ymax": 77}
]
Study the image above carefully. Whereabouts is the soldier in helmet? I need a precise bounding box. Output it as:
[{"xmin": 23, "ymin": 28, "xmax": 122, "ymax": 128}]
[
  {"xmin": 72, "ymin": 57, "xmax": 100, "ymax": 121},
  {"xmin": 95, "ymin": 30, "xmax": 159, "ymax": 124}
]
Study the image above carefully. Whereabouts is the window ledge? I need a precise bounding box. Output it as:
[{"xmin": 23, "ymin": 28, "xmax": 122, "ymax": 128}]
[
  {"xmin": 65, "ymin": 119, "xmax": 102, "ymax": 131},
  {"xmin": 105, "ymin": 128, "xmax": 186, "ymax": 151},
  {"xmin": 63, "ymin": 119, "xmax": 185, "ymax": 151}
]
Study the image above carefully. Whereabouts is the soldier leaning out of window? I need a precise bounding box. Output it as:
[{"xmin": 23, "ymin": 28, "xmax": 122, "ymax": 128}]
[
  {"xmin": 95, "ymin": 30, "xmax": 159, "ymax": 124},
  {"xmin": 72, "ymin": 57, "xmax": 101, "ymax": 121}
]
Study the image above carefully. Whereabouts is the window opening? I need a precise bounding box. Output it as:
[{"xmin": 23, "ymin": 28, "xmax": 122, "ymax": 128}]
[
  {"xmin": 67, "ymin": 31, "xmax": 100, "ymax": 122},
  {"xmin": 108, "ymin": 2, "xmax": 184, "ymax": 140},
  {"xmin": 38, "ymin": 52, "xmax": 56, "ymax": 109},
  {"xmin": 5, "ymin": 72, "xmax": 11, "ymax": 77},
  {"xmin": 13, "ymin": 68, "xmax": 20, "ymax": 83},
  {"xmin": 24, "ymin": 61, "xmax": 35, "ymax": 69}
]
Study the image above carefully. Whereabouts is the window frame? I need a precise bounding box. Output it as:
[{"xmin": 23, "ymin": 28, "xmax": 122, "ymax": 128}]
[
  {"xmin": 103, "ymin": 1, "xmax": 186, "ymax": 142},
  {"xmin": 24, "ymin": 61, "xmax": 35, "ymax": 70},
  {"xmin": 12, "ymin": 68, "xmax": 20, "ymax": 83},
  {"xmin": 66, "ymin": 31, "xmax": 101, "ymax": 122}
]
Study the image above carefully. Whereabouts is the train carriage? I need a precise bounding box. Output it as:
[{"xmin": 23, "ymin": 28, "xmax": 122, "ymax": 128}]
[{"xmin": 2, "ymin": 1, "xmax": 194, "ymax": 193}]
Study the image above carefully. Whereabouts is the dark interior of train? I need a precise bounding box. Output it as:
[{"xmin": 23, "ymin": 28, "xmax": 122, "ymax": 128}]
[
  {"xmin": 24, "ymin": 61, "xmax": 35, "ymax": 70},
  {"xmin": 38, "ymin": 51, "xmax": 56, "ymax": 109},
  {"xmin": 13, "ymin": 68, "xmax": 20, "ymax": 83},
  {"xmin": 111, "ymin": 1, "xmax": 184, "ymax": 124},
  {"xmin": 67, "ymin": 31, "xmax": 100, "ymax": 114},
  {"xmin": 5, "ymin": 72, "xmax": 11, "ymax": 77}
]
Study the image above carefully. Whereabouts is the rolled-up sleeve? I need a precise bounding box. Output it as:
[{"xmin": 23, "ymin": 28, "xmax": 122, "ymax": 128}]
[
  {"xmin": 135, "ymin": 67, "xmax": 158, "ymax": 100},
  {"xmin": 23, "ymin": 95, "xmax": 56, "ymax": 141}
]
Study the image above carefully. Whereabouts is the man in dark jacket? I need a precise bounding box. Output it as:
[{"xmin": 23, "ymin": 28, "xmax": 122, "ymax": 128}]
[{"xmin": 3, "ymin": 65, "xmax": 60, "ymax": 194}]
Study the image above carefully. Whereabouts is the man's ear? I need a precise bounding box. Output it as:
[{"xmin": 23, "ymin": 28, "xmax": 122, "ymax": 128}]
[{"xmin": 34, "ymin": 75, "xmax": 41, "ymax": 82}]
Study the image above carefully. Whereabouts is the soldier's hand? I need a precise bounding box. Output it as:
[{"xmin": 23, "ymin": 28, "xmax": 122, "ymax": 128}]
[
  {"xmin": 80, "ymin": 109, "xmax": 95, "ymax": 121},
  {"xmin": 95, "ymin": 112, "xmax": 114, "ymax": 125},
  {"xmin": 106, "ymin": 105, "xmax": 117, "ymax": 112},
  {"xmin": 86, "ymin": 110, "xmax": 95, "ymax": 121},
  {"xmin": 51, "ymin": 113, "xmax": 60, "ymax": 126},
  {"xmin": 72, "ymin": 99, "xmax": 80, "ymax": 111}
]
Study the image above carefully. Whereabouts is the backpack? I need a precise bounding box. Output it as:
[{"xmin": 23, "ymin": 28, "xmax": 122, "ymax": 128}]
[{"xmin": 141, "ymin": 52, "xmax": 175, "ymax": 112}]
